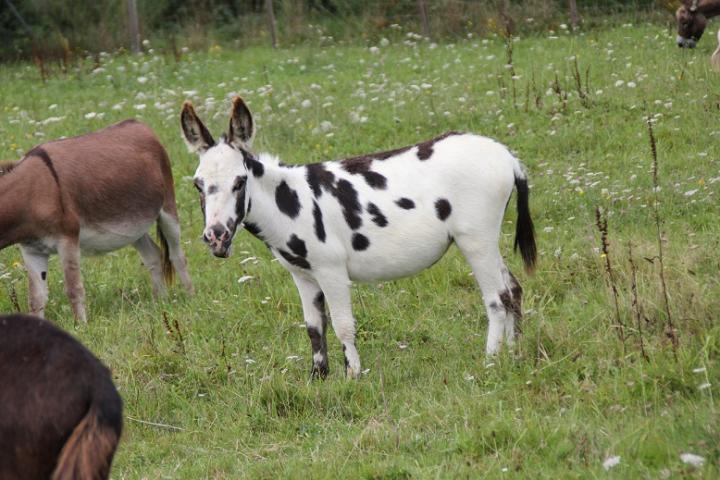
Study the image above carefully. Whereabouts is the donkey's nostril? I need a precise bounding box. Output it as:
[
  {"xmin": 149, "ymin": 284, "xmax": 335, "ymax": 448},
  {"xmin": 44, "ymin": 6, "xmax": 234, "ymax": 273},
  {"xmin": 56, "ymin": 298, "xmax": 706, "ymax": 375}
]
[{"xmin": 211, "ymin": 224, "xmax": 225, "ymax": 239}]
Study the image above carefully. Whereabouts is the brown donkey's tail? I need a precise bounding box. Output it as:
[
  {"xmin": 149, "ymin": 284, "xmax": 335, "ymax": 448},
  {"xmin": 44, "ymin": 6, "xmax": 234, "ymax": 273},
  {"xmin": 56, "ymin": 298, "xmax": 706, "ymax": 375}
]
[
  {"xmin": 157, "ymin": 223, "xmax": 175, "ymax": 285},
  {"xmin": 51, "ymin": 403, "xmax": 122, "ymax": 480},
  {"xmin": 513, "ymin": 173, "xmax": 537, "ymax": 274}
]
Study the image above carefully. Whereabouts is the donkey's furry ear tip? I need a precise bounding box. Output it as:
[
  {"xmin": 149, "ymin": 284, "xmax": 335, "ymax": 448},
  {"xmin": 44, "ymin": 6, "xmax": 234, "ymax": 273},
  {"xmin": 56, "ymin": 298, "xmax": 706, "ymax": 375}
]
[
  {"xmin": 182, "ymin": 100, "xmax": 194, "ymax": 111},
  {"xmin": 231, "ymin": 96, "xmax": 245, "ymax": 108}
]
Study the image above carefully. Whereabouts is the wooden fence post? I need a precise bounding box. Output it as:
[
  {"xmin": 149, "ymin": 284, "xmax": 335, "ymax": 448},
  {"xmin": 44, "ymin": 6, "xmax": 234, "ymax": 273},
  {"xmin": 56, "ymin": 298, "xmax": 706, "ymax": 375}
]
[
  {"xmin": 569, "ymin": 0, "xmax": 581, "ymax": 30},
  {"xmin": 418, "ymin": 0, "xmax": 430, "ymax": 38},
  {"xmin": 127, "ymin": 0, "xmax": 141, "ymax": 53},
  {"xmin": 266, "ymin": 0, "xmax": 278, "ymax": 48}
]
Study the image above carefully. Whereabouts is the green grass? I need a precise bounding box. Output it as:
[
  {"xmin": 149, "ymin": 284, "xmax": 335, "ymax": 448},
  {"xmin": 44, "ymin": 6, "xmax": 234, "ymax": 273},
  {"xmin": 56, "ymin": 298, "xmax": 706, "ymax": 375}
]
[{"xmin": 1, "ymin": 22, "xmax": 719, "ymax": 478}]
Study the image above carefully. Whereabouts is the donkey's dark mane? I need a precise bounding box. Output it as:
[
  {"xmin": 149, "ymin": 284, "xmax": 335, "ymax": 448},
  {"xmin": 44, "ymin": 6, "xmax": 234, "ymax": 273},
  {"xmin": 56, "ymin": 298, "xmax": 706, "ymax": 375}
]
[{"xmin": 0, "ymin": 161, "xmax": 19, "ymax": 177}]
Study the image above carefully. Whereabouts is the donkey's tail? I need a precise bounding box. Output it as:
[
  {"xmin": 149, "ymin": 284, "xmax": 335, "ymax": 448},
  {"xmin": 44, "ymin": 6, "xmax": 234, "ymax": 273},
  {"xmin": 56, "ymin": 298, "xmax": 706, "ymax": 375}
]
[
  {"xmin": 51, "ymin": 400, "xmax": 122, "ymax": 480},
  {"xmin": 512, "ymin": 165, "xmax": 537, "ymax": 274},
  {"xmin": 157, "ymin": 222, "xmax": 175, "ymax": 285}
]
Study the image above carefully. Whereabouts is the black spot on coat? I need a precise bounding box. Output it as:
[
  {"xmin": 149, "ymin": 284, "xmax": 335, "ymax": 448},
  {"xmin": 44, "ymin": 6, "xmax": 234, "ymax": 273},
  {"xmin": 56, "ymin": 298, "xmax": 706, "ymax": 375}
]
[
  {"xmin": 333, "ymin": 179, "xmax": 362, "ymax": 230},
  {"xmin": 275, "ymin": 181, "xmax": 301, "ymax": 218},
  {"xmin": 361, "ymin": 171, "xmax": 387, "ymax": 189},
  {"xmin": 278, "ymin": 249, "xmax": 311, "ymax": 269},
  {"xmin": 243, "ymin": 153, "xmax": 265, "ymax": 177},
  {"xmin": 416, "ymin": 131, "xmax": 461, "ymax": 160},
  {"xmin": 366, "ymin": 203, "xmax": 388, "ymax": 227},
  {"xmin": 340, "ymin": 157, "xmax": 387, "ymax": 189},
  {"xmin": 313, "ymin": 201, "xmax": 326, "ymax": 242},
  {"xmin": 352, "ymin": 233, "xmax": 370, "ymax": 251},
  {"xmin": 306, "ymin": 163, "xmax": 335, "ymax": 198},
  {"xmin": 243, "ymin": 221, "xmax": 264, "ymax": 241},
  {"xmin": 287, "ymin": 234, "xmax": 308, "ymax": 258},
  {"xmin": 395, "ymin": 198, "xmax": 415, "ymax": 209},
  {"xmin": 435, "ymin": 198, "xmax": 452, "ymax": 221}
]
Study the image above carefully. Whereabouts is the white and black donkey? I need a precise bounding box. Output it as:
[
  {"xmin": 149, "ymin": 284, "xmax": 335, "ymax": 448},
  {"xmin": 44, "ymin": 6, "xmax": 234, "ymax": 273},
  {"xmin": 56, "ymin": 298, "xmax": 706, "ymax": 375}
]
[{"xmin": 182, "ymin": 97, "xmax": 536, "ymax": 379}]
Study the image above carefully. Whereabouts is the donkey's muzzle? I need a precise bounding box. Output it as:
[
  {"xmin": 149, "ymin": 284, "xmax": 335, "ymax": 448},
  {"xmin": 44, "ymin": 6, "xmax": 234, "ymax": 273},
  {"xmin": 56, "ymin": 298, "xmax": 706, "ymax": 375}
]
[
  {"xmin": 677, "ymin": 36, "xmax": 697, "ymax": 48},
  {"xmin": 203, "ymin": 224, "xmax": 233, "ymax": 258}
]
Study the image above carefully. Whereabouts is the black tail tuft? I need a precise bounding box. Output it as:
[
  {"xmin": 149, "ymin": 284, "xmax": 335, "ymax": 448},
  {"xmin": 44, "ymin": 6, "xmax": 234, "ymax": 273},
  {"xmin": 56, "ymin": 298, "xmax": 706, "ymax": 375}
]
[
  {"xmin": 157, "ymin": 223, "xmax": 174, "ymax": 285},
  {"xmin": 513, "ymin": 176, "xmax": 537, "ymax": 273}
]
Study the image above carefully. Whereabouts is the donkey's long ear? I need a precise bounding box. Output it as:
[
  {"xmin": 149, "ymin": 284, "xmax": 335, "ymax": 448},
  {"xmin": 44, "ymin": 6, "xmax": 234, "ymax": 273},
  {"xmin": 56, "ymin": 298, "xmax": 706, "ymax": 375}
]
[
  {"xmin": 227, "ymin": 96, "xmax": 254, "ymax": 149},
  {"xmin": 181, "ymin": 101, "xmax": 215, "ymax": 153}
]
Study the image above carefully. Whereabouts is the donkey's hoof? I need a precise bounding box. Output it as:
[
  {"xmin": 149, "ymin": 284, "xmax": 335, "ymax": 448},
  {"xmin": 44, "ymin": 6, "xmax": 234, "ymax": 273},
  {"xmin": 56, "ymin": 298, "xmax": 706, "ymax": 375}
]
[{"xmin": 310, "ymin": 362, "xmax": 329, "ymax": 380}]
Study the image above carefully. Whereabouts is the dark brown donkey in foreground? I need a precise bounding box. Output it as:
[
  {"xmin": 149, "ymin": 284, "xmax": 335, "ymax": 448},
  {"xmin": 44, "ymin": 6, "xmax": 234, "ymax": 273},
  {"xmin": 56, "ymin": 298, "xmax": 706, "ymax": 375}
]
[
  {"xmin": 0, "ymin": 119, "xmax": 194, "ymax": 322},
  {"xmin": 0, "ymin": 314, "xmax": 123, "ymax": 480}
]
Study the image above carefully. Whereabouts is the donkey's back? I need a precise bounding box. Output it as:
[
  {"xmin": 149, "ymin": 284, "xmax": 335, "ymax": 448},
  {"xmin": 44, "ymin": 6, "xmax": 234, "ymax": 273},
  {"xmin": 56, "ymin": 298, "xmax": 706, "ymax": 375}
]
[{"xmin": 40, "ymin": 119, "xmax": 175, "ymax": 226}]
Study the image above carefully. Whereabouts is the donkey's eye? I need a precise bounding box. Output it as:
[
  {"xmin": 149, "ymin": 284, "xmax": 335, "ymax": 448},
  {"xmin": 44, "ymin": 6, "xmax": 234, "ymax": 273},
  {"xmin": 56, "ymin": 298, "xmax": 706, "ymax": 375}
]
[{"xmin": 232, "ymin": 177, "xmax": 247, "ymax": 193}]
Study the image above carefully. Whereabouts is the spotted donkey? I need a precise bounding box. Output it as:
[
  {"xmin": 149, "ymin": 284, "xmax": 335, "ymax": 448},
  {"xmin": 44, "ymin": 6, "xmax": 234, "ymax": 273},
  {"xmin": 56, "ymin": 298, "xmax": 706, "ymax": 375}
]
[{"xmin": 182, "ymin": 97, "xmax": 536, "ymax": 379}]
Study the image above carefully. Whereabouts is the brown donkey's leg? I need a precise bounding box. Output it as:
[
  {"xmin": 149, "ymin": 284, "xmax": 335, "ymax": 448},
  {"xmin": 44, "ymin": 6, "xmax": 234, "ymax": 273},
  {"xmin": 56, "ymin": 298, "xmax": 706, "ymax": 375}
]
[
  {"xmin": 58, "ymin": 236, "xmax": 87, "ymax": 323},
  {"xmin": 20, "ymin": 247, "xmax": 49, "ymax": 317},
  {"xmin": 132, "ymin": 234, "xmax": 167, "ymax": 297},
  {"xmin": 158, "ymin": 209, "xmax": 194, "ymax": 294}
]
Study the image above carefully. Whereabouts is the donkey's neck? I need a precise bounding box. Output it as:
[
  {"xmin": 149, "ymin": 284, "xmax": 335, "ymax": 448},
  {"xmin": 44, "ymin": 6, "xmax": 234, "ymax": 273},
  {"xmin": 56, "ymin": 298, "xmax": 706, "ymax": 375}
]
[
  {"xmin": 0, "ymin": 173, "xmax": 34, "ymax": 250},
  {"xmin": 243, "ymin": 155, "xmax": 306, "ymax": 247}
]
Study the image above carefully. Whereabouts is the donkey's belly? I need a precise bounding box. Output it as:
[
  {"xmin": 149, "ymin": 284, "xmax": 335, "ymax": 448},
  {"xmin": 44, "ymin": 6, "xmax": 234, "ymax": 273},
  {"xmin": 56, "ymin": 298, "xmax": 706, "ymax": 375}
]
[
  {"xmin": 79, "ymin": 220, "xmax": 154, "ymax": 254},
  {"xmin": 346, "ymin": 234, "xmax": 452, "ymax": 282}
]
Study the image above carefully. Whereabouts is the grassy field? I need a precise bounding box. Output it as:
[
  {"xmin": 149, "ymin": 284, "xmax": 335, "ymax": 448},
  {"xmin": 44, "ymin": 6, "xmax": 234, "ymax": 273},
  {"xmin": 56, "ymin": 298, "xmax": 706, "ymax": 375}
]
[{"xmin": 1, "ymin": 21, "xmax": 719, "ymax": 479}]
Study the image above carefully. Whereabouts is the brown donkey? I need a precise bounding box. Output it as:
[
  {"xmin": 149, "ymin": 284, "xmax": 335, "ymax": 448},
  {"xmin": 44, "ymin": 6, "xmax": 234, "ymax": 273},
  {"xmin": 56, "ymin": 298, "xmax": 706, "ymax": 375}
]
[
  {"xmin": 0, "ymin": 119, "xmax": 193, "ymax": 322},
  {"xmin": 0, "ymin": 314, "xmax": 123, "ymax": 480}
]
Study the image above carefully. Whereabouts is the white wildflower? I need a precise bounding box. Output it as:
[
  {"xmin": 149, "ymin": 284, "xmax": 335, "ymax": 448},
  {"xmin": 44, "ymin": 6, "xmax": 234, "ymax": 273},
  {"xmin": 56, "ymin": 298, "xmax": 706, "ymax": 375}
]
[
  {"xmin": 603, "ymin": 456, "xmax": 621, "ymax": 470},
  {"xmin": 137, "ymin": 76, "xmax": 148, "ymax": 84},
  {"xmin": 301, "ymin": 99, "xmax": 312, "ymax": 108},
  {"xmin": 680, "ymin": 453, "xmax": 705, "ymax": 467},
  {"xmin": 237, "ymin": 275, "xmax": 254, "ymax": 283}
]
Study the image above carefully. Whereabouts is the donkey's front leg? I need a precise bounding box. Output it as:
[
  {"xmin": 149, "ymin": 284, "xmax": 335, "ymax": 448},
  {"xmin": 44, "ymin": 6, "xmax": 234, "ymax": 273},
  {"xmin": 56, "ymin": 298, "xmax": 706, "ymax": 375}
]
[
  {"xmin": 57, "ymin": 236, "xmax": 87, "ymax": 323},
  {"xmin": 291, "ymin": 272, "xmax": 329, "ymax": 379},
  {"xmin": 315, "ymin": 269, "xmax": 361, "ymax": 379},
  {"xmin": 20, "ymin": 247, "xmax": 49, "ymax": 317}
]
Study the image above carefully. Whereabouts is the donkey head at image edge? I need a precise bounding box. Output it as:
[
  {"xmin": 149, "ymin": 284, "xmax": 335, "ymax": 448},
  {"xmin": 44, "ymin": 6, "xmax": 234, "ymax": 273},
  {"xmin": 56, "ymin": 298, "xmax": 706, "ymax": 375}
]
[
  {"xmin": 676, "ymin": 0, "xmax": 708, "ymax": 48},
  {"xmin": 181, "ymin": 97, "xmax": 257, "ymax": 258}
]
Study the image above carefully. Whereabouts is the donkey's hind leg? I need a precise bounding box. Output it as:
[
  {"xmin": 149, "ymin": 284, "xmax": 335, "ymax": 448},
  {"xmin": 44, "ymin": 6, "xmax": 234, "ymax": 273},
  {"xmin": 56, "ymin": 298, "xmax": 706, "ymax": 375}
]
[
  {"xmin": 20, "ymin": 247, "xmax": 49, "ymax": 317},
  {"xmin": 158, "ymin": 209, "xmax": 194, "ymax": 294},
  {"xmin": 132, "ymin": 234, "xmax": 167, "ymax": 297},
  {"xmin": 454, "ymin": 235, "xmax": 517, "ymax": 355},
  {"xmin": 57, "ymin": 236, "xmax": 87, "ymax": 323}
]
